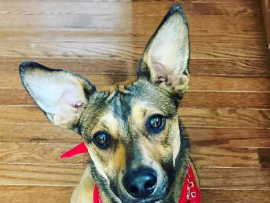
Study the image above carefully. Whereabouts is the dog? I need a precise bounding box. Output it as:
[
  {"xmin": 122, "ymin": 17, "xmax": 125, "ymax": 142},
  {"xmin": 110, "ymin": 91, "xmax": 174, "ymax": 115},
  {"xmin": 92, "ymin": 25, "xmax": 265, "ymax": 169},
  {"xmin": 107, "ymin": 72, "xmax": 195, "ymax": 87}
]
[{"xmin": 19, "ymin": 4, "xmax": 200, "ymax": 203}]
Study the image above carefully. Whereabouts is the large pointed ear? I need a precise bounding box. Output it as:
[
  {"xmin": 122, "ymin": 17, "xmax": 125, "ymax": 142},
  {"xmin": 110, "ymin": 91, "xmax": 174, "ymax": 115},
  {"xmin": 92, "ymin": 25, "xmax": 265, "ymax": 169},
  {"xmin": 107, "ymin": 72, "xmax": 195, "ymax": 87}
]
[
  {"xmin": 19, "ymin": 61, "xmax": 96, "ymax": 130},
  {"xmin": 137, "ymin": 4, "xmax": 190, "ymax": 101}
]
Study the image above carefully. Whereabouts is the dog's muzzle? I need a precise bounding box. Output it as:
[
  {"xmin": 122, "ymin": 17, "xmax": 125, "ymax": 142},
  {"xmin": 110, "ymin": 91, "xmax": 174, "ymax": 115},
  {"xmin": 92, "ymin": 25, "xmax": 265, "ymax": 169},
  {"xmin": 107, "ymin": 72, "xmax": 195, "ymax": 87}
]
[{"xmin": 122, "ymin": 167, "xmax": 157, "ymax": 198}]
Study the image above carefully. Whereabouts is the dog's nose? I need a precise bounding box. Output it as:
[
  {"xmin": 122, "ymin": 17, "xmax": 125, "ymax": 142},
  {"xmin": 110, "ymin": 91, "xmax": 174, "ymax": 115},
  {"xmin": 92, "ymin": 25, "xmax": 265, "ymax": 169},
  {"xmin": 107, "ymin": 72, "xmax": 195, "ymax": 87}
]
[{"xmin": 123, "ymin": 168, "xmax": 157, "ymax": 198}]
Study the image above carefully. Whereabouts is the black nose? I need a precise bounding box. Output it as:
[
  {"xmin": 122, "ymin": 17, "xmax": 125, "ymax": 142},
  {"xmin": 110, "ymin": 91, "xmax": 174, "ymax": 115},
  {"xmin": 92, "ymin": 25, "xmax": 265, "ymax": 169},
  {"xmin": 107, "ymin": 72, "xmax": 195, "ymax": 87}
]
[{"xmin": 123, "ymin": 168, "xmax": 157, "ymax": 198}]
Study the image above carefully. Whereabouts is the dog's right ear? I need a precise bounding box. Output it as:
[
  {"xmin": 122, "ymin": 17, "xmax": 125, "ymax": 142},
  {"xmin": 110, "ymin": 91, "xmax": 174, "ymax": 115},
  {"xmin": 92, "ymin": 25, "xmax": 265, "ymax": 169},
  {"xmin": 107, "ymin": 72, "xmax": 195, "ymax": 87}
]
[
  {"xmin": 19, "ymin": 61, "xmax": 96, "ymax": 131},
  {"xmin": 137, "ymin": 4, "xmax": 190, "ymax": 101}
]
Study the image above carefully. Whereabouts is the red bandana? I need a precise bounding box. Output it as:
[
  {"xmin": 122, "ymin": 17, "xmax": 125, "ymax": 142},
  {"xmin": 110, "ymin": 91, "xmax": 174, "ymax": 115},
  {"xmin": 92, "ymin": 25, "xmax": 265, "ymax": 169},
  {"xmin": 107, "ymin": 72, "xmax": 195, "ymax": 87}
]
[{"xmin": 60, "ymin": 142, "xmax": 201, "ymax": 203}]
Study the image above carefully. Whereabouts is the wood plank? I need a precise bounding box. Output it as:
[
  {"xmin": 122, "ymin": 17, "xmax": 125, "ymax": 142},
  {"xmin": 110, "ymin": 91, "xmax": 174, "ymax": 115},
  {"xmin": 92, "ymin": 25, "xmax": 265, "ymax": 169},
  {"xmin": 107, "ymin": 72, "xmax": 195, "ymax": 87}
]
[
  {"xmin": 0, "ymin": 28, "xmax": 265, "ymax": 44},
  {"xmin": 0, "ymin": 143, "xmax": 84, "ymax": 165},
  {"xmin": 198, "ymin": 167, "xmax": 270, "ymax": 189},
  {"xmin": 201, "ymin": 189, "xmax": 270, "ymax": 203},
  {"xmin": 1, "ymin": 124, "xmax": 270, "ymax": 148},
  {"xmin": 0, "ymin": 164, "xmax": 84, "ymax": 185},
  {"xmin": 0, "ymin": 15, "xmax": 263, "ymax": 33},
  {"xmin": 135, "ymin": 15, "xmax": 265, "ymax": 34},
  {"xmin": 3, "ymin": 89, "xmax": 270, "ymax": 109},
  {"xmin": 187, "ymin": 128, "xmax": 270, "ymax": 148},
  {"xmin": 190, "ymin": 147, "xmax": 259, "ymax": 168},
  {"xmin": 189, "ymin": 76, "xmax": 270, "ymax": 91},
  {"xmin": 1, "ymin": 164, "xmax": 270, "ymax": 189},
  {"xmin": 0, "ymin": 40, "xmax": 267, "ymax": 59},
  {"xmin": 181, "ymin": 91, "xmax": 270, "ymax": 109},
  {"xmin": 0, "ymin": 124, "xmax": 81, "ymax": 144},
  {"xmin": 2, "ymin": 70, "xmax": 270, "ymax": 91},
  {"xmin": 0, "ymin": 142, "xmax": 266, "ymax": 168},
  {"xmin": 0, "ymin": 123, "xmax": 82, "ymax": 144},
  {"xmin": 1, "ymin": 186, "xmax": 270, "ymax": 203},
  {"xmin": 1, "ymin": 127, "xmax": 270, "ymax": 168},
  {"xmin": 1, "ymin": 106, "xmax": 269, "ymax": 128},
  {"xmin": 1, "ymin": 57, "xmax": 270, "ymax": 77},
  {"xmin": 0, "ymin": 2, "xmax": 261, "ymax": 16},
  {"xmin": 83, "ymin": 146, "xmax": 263, "ymax": 168},
  {"xmin": 178, "ymin": 108, "xmax": 270, "ymax": 128},
  {"xmin": 0, "ymin": 186, "xmax": 74, "ymax": 203},
  {"xmin": 190, "ymin": 59, "xmax": 270, "ymax": 77}
]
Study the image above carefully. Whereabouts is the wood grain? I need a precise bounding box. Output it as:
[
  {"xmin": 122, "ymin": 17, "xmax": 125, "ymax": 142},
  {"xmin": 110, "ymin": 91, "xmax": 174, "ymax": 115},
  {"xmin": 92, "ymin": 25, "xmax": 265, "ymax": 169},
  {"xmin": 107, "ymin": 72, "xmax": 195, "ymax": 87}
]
[
  {"xmin": 0, "ymin": 28, "xmax": 265, "ymax": 44},
  {"xmin": 0, "ymin": 124, "xmax": 81, "ymax": 144},
  {"xmin": 190, "ymin": 147, "xmax": 259, "ymax": 168},
  {"xmin": 0, "ymin": 2, "xmax": 262, "ymax": 16},
  {"xmin": 178, "ymin": 108, "xmax": 270, "ymax": 128},
  {"xmin": 198, "ymin": 167, "xmax": 270, "ymax": 189},
  {"xmin": 1, "ymin": 124, "xmax": 270, "ymax": 148},
  {"xmin": 181, "ymin": 91, "xmax": 270, "ymax": 108},
  {"xmin": 1, "ymin": 57, "xmax": 270, "ymax": 77},
  {"xmin": 0, "ymin": 141, "xmax": 266, "ymax": 168},
  {"xmin": 1, "ymin": 186, "xmax": 270, "ymax": 203},
  {"xmin": 83, "ymin": 146, "xmax": 263, "ymax": 168},
  {"xmin": 2, "ymin": 71, "xmax": 270, "ymax": 91},
  {"xmin": 0, "ymin": 186, "xmax": 74, "ymax": 203},
  {"xmin": 0, "ymin": 143, "xmax": 84, "ymax": 165},
  {"xmin": 1, "ymin": 164, "xmax": 270, "ymax": 190},
  {"xmin": 2, "ymin": 88, "xmax": 270, "ymax": 109},
  {"xmin": 187, "ymin": 128, "xmax": 270, "ymax": 148},
  {"xmin": 0, "ymin": 41, "xmax": 268, "ymax": 59},
  {"xmin": 1, "ymin": 106, "xmax": 270, "ymax": 128},
  {"xmin": 0, "ymin": 164, "xmax": 84, "ymax": 185},
  {"xmin": 0, "ymin": 14, "xmax": 264, "ymax": 34},
  {"xmin": 201, "ymin": 189, "xmax": 270, "ymax": 203}
]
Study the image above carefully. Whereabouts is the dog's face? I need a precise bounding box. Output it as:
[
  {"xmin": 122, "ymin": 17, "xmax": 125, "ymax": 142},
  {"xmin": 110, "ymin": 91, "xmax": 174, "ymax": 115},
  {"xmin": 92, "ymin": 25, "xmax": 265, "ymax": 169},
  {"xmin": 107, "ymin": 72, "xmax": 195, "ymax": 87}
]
[{"xmin": 19, "ymin": 5, "xmax": 190, "ymax": 203}]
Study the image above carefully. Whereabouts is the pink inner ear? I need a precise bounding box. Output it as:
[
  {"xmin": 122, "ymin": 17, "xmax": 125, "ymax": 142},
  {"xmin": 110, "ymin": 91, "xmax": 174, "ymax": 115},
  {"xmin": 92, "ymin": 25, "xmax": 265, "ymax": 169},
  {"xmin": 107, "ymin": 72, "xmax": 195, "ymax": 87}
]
[
  {"xmin": 153, "ymin": 62, "xmax": 176, "ymax": 86},
  {"xmin": 153, "ymin": 62, "xmax": 168, "ymax": 83}
]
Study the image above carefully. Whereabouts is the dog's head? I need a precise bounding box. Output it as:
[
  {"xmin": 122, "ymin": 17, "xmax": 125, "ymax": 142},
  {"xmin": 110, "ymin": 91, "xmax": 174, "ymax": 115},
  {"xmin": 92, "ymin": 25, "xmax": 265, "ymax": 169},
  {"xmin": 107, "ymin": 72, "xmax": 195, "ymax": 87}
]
[{"xmin": 19, "ymin": 4, "xmax": 190, "ymax": 203}]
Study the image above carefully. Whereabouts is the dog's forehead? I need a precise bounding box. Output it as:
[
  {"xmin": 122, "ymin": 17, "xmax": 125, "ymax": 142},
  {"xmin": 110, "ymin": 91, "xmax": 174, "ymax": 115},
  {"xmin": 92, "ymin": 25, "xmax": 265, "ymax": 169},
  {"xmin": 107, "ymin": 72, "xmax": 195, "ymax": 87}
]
[
  {"xmin": 101, "ymin": 80, "xmax": 175, "ymax": 123},
  {"xmin": 106, "ymin": 80, "xmax": 169, "ymax": 115}
]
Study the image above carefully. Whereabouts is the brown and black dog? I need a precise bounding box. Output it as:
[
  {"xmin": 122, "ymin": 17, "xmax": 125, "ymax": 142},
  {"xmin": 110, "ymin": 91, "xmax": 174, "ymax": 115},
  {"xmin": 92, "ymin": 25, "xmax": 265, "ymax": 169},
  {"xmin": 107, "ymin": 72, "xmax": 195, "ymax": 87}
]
[{"xmin": 19, "ymin": 4, "xmax": 199, "ymax": 203}]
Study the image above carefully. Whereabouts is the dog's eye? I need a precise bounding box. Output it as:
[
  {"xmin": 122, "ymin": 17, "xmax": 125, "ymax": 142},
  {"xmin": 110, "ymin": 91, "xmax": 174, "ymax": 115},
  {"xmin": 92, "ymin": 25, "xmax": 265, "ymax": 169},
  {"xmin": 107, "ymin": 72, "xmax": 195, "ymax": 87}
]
[
  {"xmin": 147, "ymin": 115, "xmax": 166, "ymax": 134},
  {"xmin": 93, "ymin": 131, "xmax": 111, "ymax": 149}
]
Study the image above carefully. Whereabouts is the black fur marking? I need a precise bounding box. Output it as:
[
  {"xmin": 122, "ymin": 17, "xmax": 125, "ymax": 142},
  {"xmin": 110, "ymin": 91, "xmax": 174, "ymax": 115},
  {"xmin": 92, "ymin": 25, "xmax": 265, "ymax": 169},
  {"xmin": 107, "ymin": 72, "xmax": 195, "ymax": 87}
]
[{"xmin": 112, "ymin": 91, "xmax": 132, "ymax": 133}]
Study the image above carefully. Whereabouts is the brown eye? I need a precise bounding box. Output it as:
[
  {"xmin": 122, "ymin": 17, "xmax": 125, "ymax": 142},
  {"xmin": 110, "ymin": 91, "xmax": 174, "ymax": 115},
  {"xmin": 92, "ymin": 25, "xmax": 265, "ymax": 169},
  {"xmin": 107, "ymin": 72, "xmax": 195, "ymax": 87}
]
[
  {"xmin": 147, "ymin": 115, "xmax": 166, "ymax": 134},
  {"xmin": 93, "ymin": 132, "xmax": 111, "ymax": 149},
  {"xmin": 150, "ymin": 116, "xmax": 162, "ymax": 128}
]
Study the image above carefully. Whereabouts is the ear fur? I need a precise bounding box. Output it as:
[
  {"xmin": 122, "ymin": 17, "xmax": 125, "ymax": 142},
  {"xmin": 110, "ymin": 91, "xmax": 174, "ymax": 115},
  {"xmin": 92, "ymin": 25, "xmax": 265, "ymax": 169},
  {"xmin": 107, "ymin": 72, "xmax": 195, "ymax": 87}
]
[
  {"xmin": 19, "ymin": 61, "xmax": 96, "ymax": 130},
  {"xmin": 137, "ymin": 4, "xmax": 190, "ymax": 101}
]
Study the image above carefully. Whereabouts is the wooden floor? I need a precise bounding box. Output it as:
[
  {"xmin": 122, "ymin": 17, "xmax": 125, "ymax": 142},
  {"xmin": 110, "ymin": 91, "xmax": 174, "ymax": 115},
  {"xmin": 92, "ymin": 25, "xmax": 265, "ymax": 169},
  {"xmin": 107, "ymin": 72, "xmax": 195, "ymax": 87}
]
[{"xmin": 0, "ymin": 0, "xmax": 270, "ymax": 202}]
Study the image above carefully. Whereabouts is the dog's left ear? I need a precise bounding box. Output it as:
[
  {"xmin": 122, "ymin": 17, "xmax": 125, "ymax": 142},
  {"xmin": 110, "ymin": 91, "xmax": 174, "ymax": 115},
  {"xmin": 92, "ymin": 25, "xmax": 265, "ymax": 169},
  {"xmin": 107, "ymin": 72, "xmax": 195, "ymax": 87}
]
[
  {"xmin": 137, "ymin": 4, "xmax": 190, "ymax": 101},
  {"xmin": 19, "ymin": 61, "xmax": 96, "ymax": 131}
]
